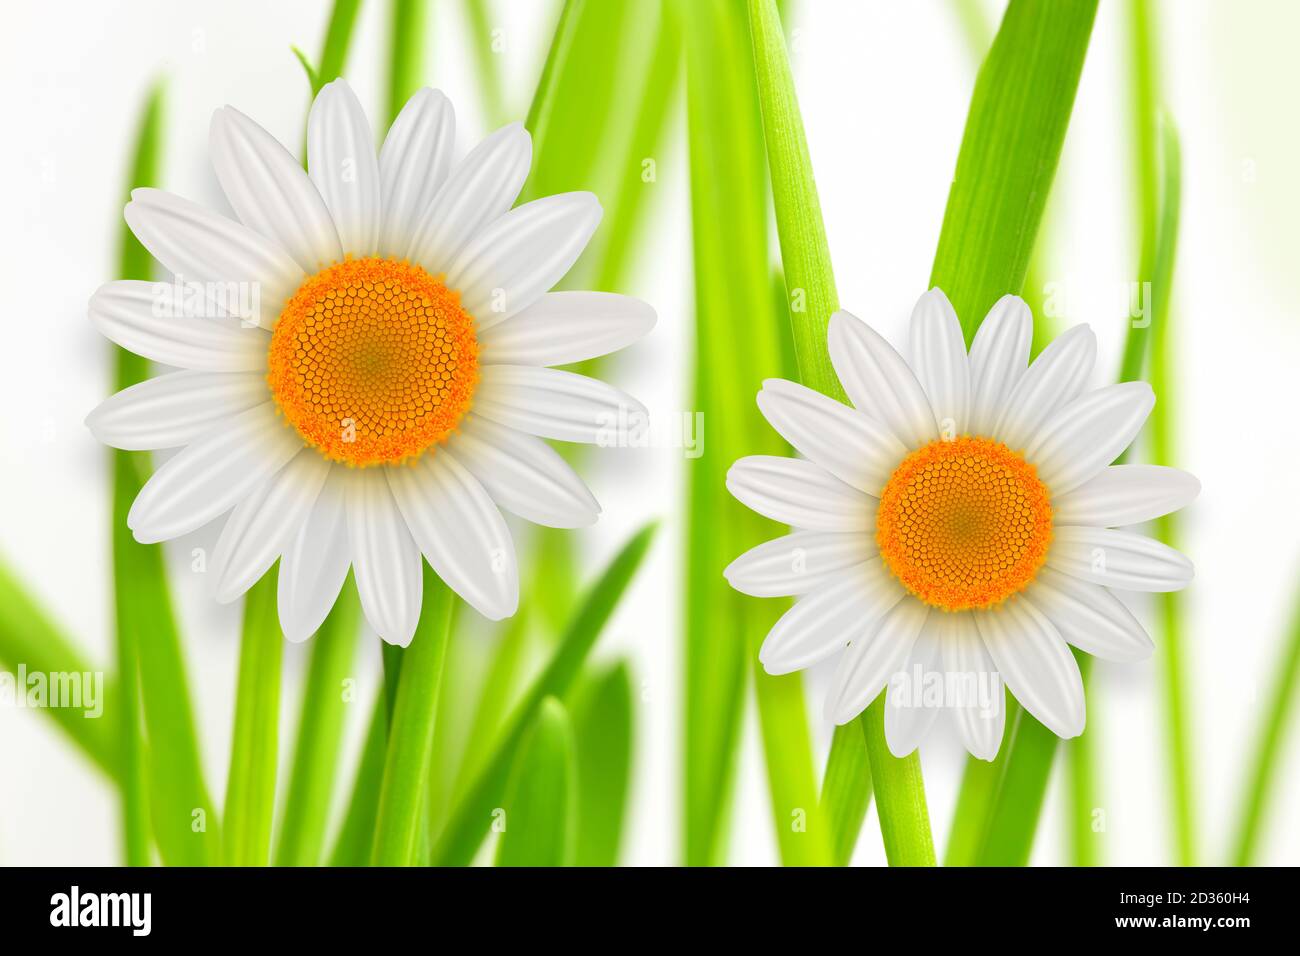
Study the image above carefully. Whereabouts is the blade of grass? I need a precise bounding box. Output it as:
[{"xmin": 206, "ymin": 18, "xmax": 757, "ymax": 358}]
[
  {"xmin": 327, "ymin": 693, "xmax": 389, "ymax": 866},
  {"xmin": 387, "ymin": 0, "xmax": 429, "ymax": 125},
  {"xmin": 0, "ymin": 562, "xmax": 120, "ymax": 780},
  {"xmin": 927, "ymin": 0, "xmax": 1098, "ymax": 865},
  {"xmin": 679, "ymin": 0, "xmax": 825, "ymax": 867},
  {"xmin": 370, "ymin": 567, "xmax": 455, "ymax": 865},
  {"xmin": 748, "ymin": 0, "xmax": 929, "ymax": 866},
  {"xmin": 942, "ymin": 698, "xmax": 1019, "ymax": 866},
  {"xmin": 313, "ymin": 0, "xmax": 364, "ymax": 97},
  {"xmin": 1230, "ymin": 580, "xmax": 1300, "ymax": 865},
  {"xmin": 221, "ymin": 574, "xmax": 284, "ymax": 866},
  {"xmin": 431, "ymin": 521, "xmax": 657, "ymax": 866},
  {"xmin": 495, "ymin": 697, "xmax": 576, "ymax": 866},
  {"xmin": 274, "ymin": 576, "xmax": 361, "ymax": 866},
  {"xmin": 464, "ymin": 0, "xmax": 509, "ymax": 127},
  {"xmin": 569, "ymin": 660, "xmax": 635, "ymax": 866},
  {"xmin": 818, "ymin": 723, "xmax": 873, "ymax": 866}
]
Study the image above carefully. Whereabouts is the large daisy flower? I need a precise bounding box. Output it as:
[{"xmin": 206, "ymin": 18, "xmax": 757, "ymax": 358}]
[
  {"xmin": 724, "ymin": 289, "xmax": 1198, "ymax": 760},
  {"xmin": 86, "ymin": 81, "xmax": 653, "ymax": 646}
]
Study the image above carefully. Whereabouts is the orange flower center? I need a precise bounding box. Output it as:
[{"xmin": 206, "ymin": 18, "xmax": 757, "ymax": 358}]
[
  {"xmin": 268, "ymin": 257, "xmax": 478, "ymax": 466},
  {"xmin": 875, "ymin": 437, "xmax": 1052, "ymax": 611}
]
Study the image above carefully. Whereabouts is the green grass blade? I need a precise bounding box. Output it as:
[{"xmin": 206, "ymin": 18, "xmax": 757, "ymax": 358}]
[
  {"xmin": 431, "ymin": 521, "xmax": 657, "ymax": 866},
  {"xmin": 929, "ymin": 0, "xmax": 1098, "ymax": 343},
  {"xmin": 569, "ymin": 660, "xmax": 635, "ymax": 866},
  {"xmin": 274, "ymin": 576, "xmax": 361, "ymax": 866},
  {"xmin": 387, "ymin": 0, "xmax": 429, "ymax": 125},
  {"xmin": 495, "ymin": 697, "xmax": 577, "ymax": 867},
  {"xmin": 1230, "ymin": 583, "xmax": 1300, "ymax": 865},
  {"xmin": 464, "ymin": 0, "xmax": 509, "ymax": 127},
  {"xmin": 818, "ymin": 722, "xmax": 873, "ymax": 866},
  {"xmin": 679, "ymin": 0, "xmax": 821, "ymax": 867},
  {"xmin": 748, "ymin": 0, "xmax": 926, "ymax": 866},
  {"xmin": 328, "ymin": 694, "xmax": 389, "ymax": 866},
  {"xmin": 1066, "ymin": 670, "xmax": 1101, "ymax": 866},
  {"xmin": 221, "ymin": 574, "xmax": 284, "ymax": 866},
  {"xmin": 314, "ymin": 0, "xmax": 363, "ymax": 96},
  {"xmin": 942, "ymin": 699, "xmax": 1018, "ymax": 866},
  {"xmin": 975, "ymin": 706, "xmax": 1059, "ymax": 865},
  {"xmin": 0, "ymin": 562, "xmax": 121, "ymax": 780},
  {"xmin": 370, "ymin": 567, "xmax": 455, "ymax": 865}
]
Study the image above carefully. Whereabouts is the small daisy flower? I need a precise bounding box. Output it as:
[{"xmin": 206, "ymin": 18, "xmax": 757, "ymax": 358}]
[
  {"xmin": 87, "ymin": 81, "xmax": 654, "ymax": 646},
  {"xmin": 724, "ymin": 289, "xmax": 1198, "ymax": 760}
]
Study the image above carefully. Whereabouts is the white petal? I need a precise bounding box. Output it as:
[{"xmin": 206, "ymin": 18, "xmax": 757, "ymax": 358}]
[
  {"xmin": 388, "ymin": 450, "xmax": 519, "ymax": 620},
  {"xmin": 828, "ymin": 310, "xmax": 937, "ymax": 448},
  {"xmin": 127, "ymin": 403, "xmax": 303, "ymax": 543},
  {"xmin": 477, "ymin": 292, "xmax": 655, "ymax": 367},
  {"xmin": 759, "ymin": 559, "xmax": 905, "ymax": 675},
  {"xmin": 212, "ymin": 451, "xmax": 330, "ymax": 603},
  {"xmin": 724, "ymin": 531, "xmax": 876, "ymax": 598},
  {"xmin": 993, "ymin": 323, "xmax": 1096, "ymax": 451},
  {"xmin": 86, "ymin": 370, "xmax": 268, "ymax": 450},
  {"xmin": 830, "ymin": 597, "xmax": 930, "ymax": 724},
  {"xmin": 1053, "ymin": 464, "xmax": 1200, "ymax": 527},
  {"xmin": 308, "ymin": 79, "xmax": 381, "ymax": 258},
  {"xmin": 1047, "ymin": 526, "xmax": 1194, "ymax": 592},
  {"xmin": 124, "ymin": 188, "xmax": 305, "ymax": 329},
  {"xmin": 378, "ymin": 88, "xmax": 456, "ymax": 258},
  {"xmin": 1026, "ymin": 382, "xmax": 1154, "ymax": 495},
  {"xmin": 967, "ymin": 295, "xmax": 1032, "ymax": 436},
  {"xmin": 448, "ymin": 414, "xmax": 599, "ymax": 528},
  {"xmin": 89, "ymin": 280, "xmax": 270, "ymax": 371},
  {"xmin": 346, "ymin": 470, "xmax": 423, "ymax": 646},
  {"xmin": 975, "ymin": 599, "xmax": 1085, "ymax": 739},
  {"xmin": 406, "ymin": 122, "xmax": 532, "ymax": 270},
  {"xmin": 908, "ymin": 288, "xmax": 969, "ymax": 436},
  {"xmin": 938, "ymin": 612, "xmax": 1006, "ymax": 761},
  {"xmin": 209, "ymin": 106, "xmax": 341, "ymax": 273},
  {"xmin": 726, "ymin": 456, "xmax": 875, "ymax": 532},
  {"xmin": 447, "ymin": 192, "xmax": 602, "ymax": 330},
  {"xmin": 756, "ymin": 378, "xmax": 906, "ymax": 496},
  {"xmin": 1024, "ymin": 568, "xmax": 1153, "ymax": 662},
  {"xmin": 884, "ymin": 622, "xmax": 942, "ymax": 758},
  {"xmin": 474, "ymin": 364, "xmax": 645, "ymax": 444},
  {"xmin": 278, "ymin": 470, "xmax": 351, "ymax": 643}
]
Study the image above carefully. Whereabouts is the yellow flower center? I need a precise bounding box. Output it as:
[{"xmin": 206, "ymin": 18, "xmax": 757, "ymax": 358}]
[
  {"xmin": 268, "ymin": 257, "xmax": 478, "ymax": 467},
  {"xmin": 875, "ymin": 436, "xmax": 1052, "ymax": 611}
]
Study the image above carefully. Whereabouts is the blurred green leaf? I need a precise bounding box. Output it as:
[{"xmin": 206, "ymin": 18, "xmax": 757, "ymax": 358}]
[
  {"xmin": 495, "ymin": 697, "xmax": 576, "ymax": 867},
  {"xmin": 464, "ymin": 0, "xmax": 510, "ymax": 127},
  {"xmin": 431, "ymin": 521, "xmax": 657, "ymax": 866},
  {"xmin": 819, "ymin": 722, "xmax": 872, "ymax": 867},
  {"xmin": 222, "ymin": 574, "xmax": 284, "ymax": 866},
  {"xmin": 328, "ymin": 693, "xmax": 389, "ymax": 866},
  {"xmin": 569, "ymin": 659, "xmax": 635, "ymax": 866},
  {"xmin": 312, "ymin": 0, "xmax": 363, "ymax": 96},
  {"xmin": 275, "ymin": 577, "xmax": 361, "ymax": 866},
  {"xmin": 386, "ymin": 0, "xmax": 429, "ymax": 125}
]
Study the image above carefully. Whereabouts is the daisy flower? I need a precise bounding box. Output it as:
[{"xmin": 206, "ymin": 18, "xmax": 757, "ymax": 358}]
[
  {"xmin": 724, "ymin": 289, "xmax": 1198, "ymax": 760},
  {"xmin": 86, "ymin": 80, "xmax": 654, "ymax": 646}
]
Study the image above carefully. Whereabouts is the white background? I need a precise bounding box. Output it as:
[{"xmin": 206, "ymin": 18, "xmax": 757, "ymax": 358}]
[{"xmin": 2, "ymin": 0, "xmax": 1298, "ymax": 866}]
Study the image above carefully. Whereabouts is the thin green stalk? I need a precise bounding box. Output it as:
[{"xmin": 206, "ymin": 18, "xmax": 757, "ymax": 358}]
[
  {"xmin": 1230, "ymin": 582, "xmax": 1300, "ymax": 865},
  {"xmin": 819, "ymin": 723, "xmax": 873, "ymax": 866},
  {"xmin": 495, "ymin": 697, "xmax": 577, "ymax": 866},
  {"xmin": 274, "ymin": 577, "xmax": 361, "ymax": 866},
  {"xmin": 748, "ymin": 0, "xmax": 929, "ymax": 866},
  {"xmin": 315, "ymin": 0, "xmax": 364, "ymax": 96},
  {"xmin": 976, "ymin": 706, "xmax": 1059, "ymax": 865},
  {"xmin": 943, "ymin": 699, "xmax": 1018, "ymax": 866},
  {"xmin": 387, "ymin": 0, "xmax": 429, "ymax": 125},
  {"xmin": 370, "ymin": 567, "xmax": 455, "ymax": 865},
  {"xmin": 464, "ymin": 0, "xmax": 509, "ymax": 127},
  {"xmin": 431, "ymin": 522, "xmax": 657, "ymax": 866},
  {"xmin": 222, "ymin": 574, "xmax": 284, "ymax": 866},
  {"xmin": 328, "ymin": 694, "xmax": 389, "ymax": 866},
  {"xmin": 569, "ymin": 660, "xmax": 636, "ymax": 866},
  {"xmin": 1066, "ymin": 657, "xmax": 1101, "ymax": 865},
  {"xmin": 109, "ymin": 78, "xmax": 166, "ymax": 866}
]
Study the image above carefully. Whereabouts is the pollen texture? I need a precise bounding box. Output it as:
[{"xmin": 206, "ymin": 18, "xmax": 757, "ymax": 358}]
[
  {"xmin": 268, "ymin": 257, "xmax": 478, "ymax": 466},
  {"xmin": 875, "ymin": 437, "xmax": 1052, "ymax": 611}
]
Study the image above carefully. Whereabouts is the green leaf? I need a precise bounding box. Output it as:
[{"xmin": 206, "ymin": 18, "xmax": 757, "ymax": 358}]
[
  {"xmin": 274, "ymin": 576, "xmax": 361, "ymax": 866},
  {"xmin": 327, "ymin": 693, "xmax": 389, "ymax": 866},
  {"xmin": 495, "ymin": 697, "xmax": 577, "ymax": 867},
  {"xmin": 818, "ymin": 722, "xmax": 873, "ymax": 867},
  {"xmin": 569, "ymin": 660, "xmax": 635, "ymax": 866},
  {"xmin": 221, "ymin": 574, "xmax": 284, "ymax": 866},
  {"xmin": 312, "ymin": 0, "xmax": 363, "ymax": 96},
  {"xmin": 431, "ymin": 521, "xmax": 658, "ymax": 866},
  {"xmin": 928, "ymin": 0, "xmax": 1099, "ymax": 343},
  {"xmin": 464, "ymin": 0, "xmax": 509, "ymax": 127},
  {"xmin": 748, "ymin": 0, "xmax": 927, "ymax": 866},
  {"xmin": 386, "ymin": 0, "xmax": 429, "ymax": 125},
  {"xmin": 370, "ymin": 567, "xmax": 455, "ymax": 865}
]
